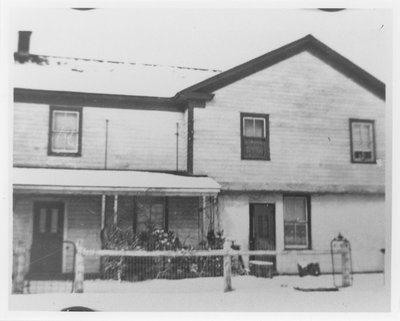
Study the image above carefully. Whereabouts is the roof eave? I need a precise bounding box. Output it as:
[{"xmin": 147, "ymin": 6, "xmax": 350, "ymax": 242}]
[{"xmin": 14, "ymin": 88, "xmax": 187, "ymax": 112}]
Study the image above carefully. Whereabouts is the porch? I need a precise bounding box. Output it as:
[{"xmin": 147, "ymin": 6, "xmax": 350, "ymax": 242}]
[{"xmin": 13, "ymin": 167, "xmax": 221, "ymax": 277}]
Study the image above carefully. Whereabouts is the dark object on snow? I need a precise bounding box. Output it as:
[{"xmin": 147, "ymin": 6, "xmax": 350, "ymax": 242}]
[
  {"xmin": 318, "ymin": 9, "xmax": 345, "ymax": 12},
  {"xmin": 297, "ymin": 262, "xmax": 321, "ymax": 277},
  {"xmin": 294, "ymin": 286, "xmax": 339, "ymax": 292},
  {"xmin": 249, "ymin": 260, "xmax": 274, "ymax": 278},
  {"xmin": 61, "ymin": 306, "xmax": 96, "ymax": 312}
]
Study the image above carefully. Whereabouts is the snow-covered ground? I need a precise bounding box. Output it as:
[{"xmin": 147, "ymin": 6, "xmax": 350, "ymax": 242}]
[{"xmin": 9, "ymin": 273, "xmax": 389, "ymax": 312}]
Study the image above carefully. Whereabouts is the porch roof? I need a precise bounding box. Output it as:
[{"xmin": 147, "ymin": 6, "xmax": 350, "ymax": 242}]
[{"xmin": 13, "ymin": 168, "xmax": 221, "ymax": 196}]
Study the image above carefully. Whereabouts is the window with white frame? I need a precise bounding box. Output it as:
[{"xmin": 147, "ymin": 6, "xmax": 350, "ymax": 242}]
[
  {"xmin": 283, "ymin": 195, "xmax": 310, "ymax": 249},
  {"xmin": 350, "ymin": 119, "xmax": 376, "ymax": 163},
  {"xmin": 241, "ymin": 113, "xmax": 270, "ymax": 160},
  {"xmin": 49, "ymin": 107, "xmax": 82, "ymax": 156}
]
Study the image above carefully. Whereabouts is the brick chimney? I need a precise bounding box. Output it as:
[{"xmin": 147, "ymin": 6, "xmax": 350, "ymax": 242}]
[{"xmin": 17, "ymin": 31, "xmax": 32, "ymax": 55}]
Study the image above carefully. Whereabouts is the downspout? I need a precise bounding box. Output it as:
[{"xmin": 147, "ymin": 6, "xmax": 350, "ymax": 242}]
[
  {"xmin": 104, "ymin": 119, "xmax": 109, "ymax": 169},
  {"xmin": 177, "ymin": 92, "xmax": 214, "ymax": 175},
  {"xmin": 175, "ymin": 122, "xmax": 179, "ymax": 172},
  {"xmin": 187, "ymin": 103, "xmax": 194, "ymax": 174}
]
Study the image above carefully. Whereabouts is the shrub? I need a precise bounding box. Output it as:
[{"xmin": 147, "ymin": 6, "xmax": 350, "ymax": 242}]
[{"xmin": 101, "ymin": 223, "xmax": 227, "ymax": 281}]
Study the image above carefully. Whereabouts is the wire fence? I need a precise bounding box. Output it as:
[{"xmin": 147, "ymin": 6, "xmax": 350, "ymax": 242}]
[
  {"xmin": 13, "ymin": 239, "xmax": 354, "ymax": 294},
  {"xmin": 100, "ymin": 255, "xmax": 224, "ymax": 281}
]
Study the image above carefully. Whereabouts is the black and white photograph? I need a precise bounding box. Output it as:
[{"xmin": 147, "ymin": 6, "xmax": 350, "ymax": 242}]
[{"xmin": 1, "ymin": 0, "xmax": 397, "ymax": 316}]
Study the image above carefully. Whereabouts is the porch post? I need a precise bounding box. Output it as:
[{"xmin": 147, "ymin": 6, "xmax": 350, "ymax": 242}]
[
  {"xmin": 113, "ymin": 195, "xmax": 118, "ymax": 225},
  {"xmin": 101, "ymin": 194, "xmax": 106, "ymax": 230},
  {"xmin": 13, "ymin": 241, "xmax": 26, "ymax": 294},
  {"xmin": 213, "ymin": 196, "xmax": 220, "ymax": 232},
  {"xmin": 202, "ymin": 196, "xmax": 206, "ymax": 242}
]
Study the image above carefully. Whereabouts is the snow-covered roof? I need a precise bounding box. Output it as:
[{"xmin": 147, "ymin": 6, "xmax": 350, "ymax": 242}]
[
  {"xmin": 13, "ymin": 167, "xmax": 220, "ymax": 196},
  {"xmin": 14, "ymin": 54, "xmax": 222, "ymax": 97}
]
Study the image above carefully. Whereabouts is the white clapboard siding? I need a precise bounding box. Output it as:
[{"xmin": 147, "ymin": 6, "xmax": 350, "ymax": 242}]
[
  {"xmin": 13, "ymin": 104, "xmax": 187, "ymax": 171},
  {"xmin": 193, "ymin": 51, "xmax": 385, "ymax": 192}
]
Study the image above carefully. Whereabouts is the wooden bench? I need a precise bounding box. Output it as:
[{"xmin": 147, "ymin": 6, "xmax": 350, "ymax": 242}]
[{"xmin": 249, "ymin": 260, "xmax": 274, "ymax": 278}]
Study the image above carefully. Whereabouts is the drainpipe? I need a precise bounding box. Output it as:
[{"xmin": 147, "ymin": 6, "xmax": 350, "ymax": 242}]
[
  {"xmin": 104, "ymin": 119, "xmax": 109, "ymax": 169},
  {"xmin": 187, "ymin": 103, "xmax": 194, "ymax": 174},
  {"xmin": 175, "ymin": 122, "xmax": 179, "ymax": 172}
]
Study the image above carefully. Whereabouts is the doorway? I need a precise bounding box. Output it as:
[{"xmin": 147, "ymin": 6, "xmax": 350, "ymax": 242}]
[
  {"xmin": 249, "ymin": 203, "xmax": 276, "ymax": 268},
  {"xmin": 30, "ymin": 202, "xmax": 64, "ymax": 275}
]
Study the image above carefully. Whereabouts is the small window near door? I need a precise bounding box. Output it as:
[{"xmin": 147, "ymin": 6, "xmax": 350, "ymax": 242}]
[
  {"xmin": 48, "ymin": 106, "xmax": 82, "ymax": 156},
  {"xmin": 283, "ymin": 195, "xmax": 311, "ymax": 249},
  {"xmin": 241, "ymin": 113, "xmax": 270, "ymax": 160},
  {"xmin": 349, "ymin": 119, "xmax": 376, "ymax": 163}
]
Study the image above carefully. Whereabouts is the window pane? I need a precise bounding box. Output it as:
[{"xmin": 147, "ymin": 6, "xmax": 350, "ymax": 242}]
[
  {"xmin": 53, "ymin": 112, "xmax": 65, "ymax": 131},
  {"xmin": 254, "ymin": 119, "xmax": 265, "ymax": 138},
  {"xmin": 39, "ymin": 209, "xmax": 47, "ymax": 233},
  {"xmin": 364, "ymin": 151, "xmax": 372, "ymax": 160},
  {"xmin": 52, "ymin": 132, "xmax": 78, "ymax": 152},
  {"xmin": 51, "ymin": 110, "xmax": 80, "ymax": 153},
  {"xmin": 284, "ymin": 223, "xmax": 295, "ymax": 245},
  {"xmin": 64, "ymin": 113, "xmax": 79, "ymax": 131},
  {"xmin": 352, "ymin": 123, "xmax": 361, "ymax": 148},
  {"xmin": 50, "ymin": 209, "xmax": 59, "ymax": 233},
  {"xmin": 53, "ymin": 111, "xmax": 78, "ymax": 131},
  {"xmin": 352, "ymin": 122, "xmax": 373, "ymax": 152},
  {"xmin": 284, "ymin": 197, "xmax": 307, "ymax": 221},
  {"xmin": 360, "ymin": 124, "xmax": 372, "ymax": 150},
  {"xmin": 244, "ymin": 119, "xmax": 254, "ymax": 137},
  {"xmin": 295, "ymin": 223, "xmax": 307, "ymax": 245}
]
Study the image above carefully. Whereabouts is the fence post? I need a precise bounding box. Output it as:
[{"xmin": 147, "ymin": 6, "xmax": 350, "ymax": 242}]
[
  {"xmin": 341, "ymin": 242, "xmax": 351, "ymax": 287},
  {"xmin": 13, "ymin": 241, "xmax": 26, "ymax": 294},
  {"xmin": 223, "ymin": 238, "xmax": 232, "ymax": 292},
  {"xmin": 73, "ymin": 239, "xmax": 84, "ymax": 293}
]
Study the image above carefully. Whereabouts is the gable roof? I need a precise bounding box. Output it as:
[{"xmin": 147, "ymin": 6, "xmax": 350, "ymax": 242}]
[{"xmin": 177, "ymin": 34, "xmax": 385, "ymax": 101}]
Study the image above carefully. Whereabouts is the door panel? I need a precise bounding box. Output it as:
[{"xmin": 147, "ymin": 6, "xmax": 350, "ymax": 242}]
[
  {"xmin": 249, "ymin": 203, "xmax": 276, "ymax": 268},
  {"xmin": 30, "ymin": 202, "xmax": 64, "ymax": 274}
]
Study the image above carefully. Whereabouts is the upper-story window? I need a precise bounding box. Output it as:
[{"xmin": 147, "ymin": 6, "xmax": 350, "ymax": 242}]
[
  {"xmin": 349, "ymin": 119, "xmax": 376, "ymax": 163},
  {"xmin": 241, "ymin": 113, "xmax": 270, "ymax": 160},
  {"xmin": 48, "ymin": 107, "xmax": 82, "ymax": 156}
]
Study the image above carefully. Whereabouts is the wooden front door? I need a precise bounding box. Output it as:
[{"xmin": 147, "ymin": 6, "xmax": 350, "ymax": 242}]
[
  {"xmin": 30, "ymin": 202, "xmax": 64, "ymax": 274},
  {"xmin": 249, "ymin": 203, "xmax": 276, "ymax": 266}
]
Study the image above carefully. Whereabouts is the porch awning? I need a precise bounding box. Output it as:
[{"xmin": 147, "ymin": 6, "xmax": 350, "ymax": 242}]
[{"xmin": 13, "ymin": 168, "xmax": 221, "ymax": 196}]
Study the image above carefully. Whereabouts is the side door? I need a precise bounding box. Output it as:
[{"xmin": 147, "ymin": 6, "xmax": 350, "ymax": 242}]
[{"xmin": 249, "ymin": 203, "xmax": 276, "ymax": 267}]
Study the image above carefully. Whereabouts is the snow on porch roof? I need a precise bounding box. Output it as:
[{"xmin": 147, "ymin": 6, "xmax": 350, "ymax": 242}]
[{"xmin": 13, "ymin": 168, "xmax": 221, "ymax": 196}]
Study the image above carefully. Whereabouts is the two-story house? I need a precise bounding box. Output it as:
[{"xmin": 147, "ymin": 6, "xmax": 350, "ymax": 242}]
[{"xmin": 13, "ymin": 31, "xmax": 385, "ymax": 277}]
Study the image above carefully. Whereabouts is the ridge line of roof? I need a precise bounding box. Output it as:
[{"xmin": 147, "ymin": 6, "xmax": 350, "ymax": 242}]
[{"xmin": 176, "ymin": 34, "xmax": 385, "ymax": 100}]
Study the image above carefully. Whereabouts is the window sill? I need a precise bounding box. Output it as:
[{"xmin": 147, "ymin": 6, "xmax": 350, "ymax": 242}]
[
  {"xmin": 48, "ymin": 152, "xmax": 82, "ymax": 157},
  {"xmin": 283, "ymin": 248, "xmax": 312, "ymax": 252},
  {"xmin": 351, "ymin": 160, "xmax": 377, "ymax": 164},
  {"xmin": 241, "ymin": 157, "xmax": 271, "ymax": 161}
]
